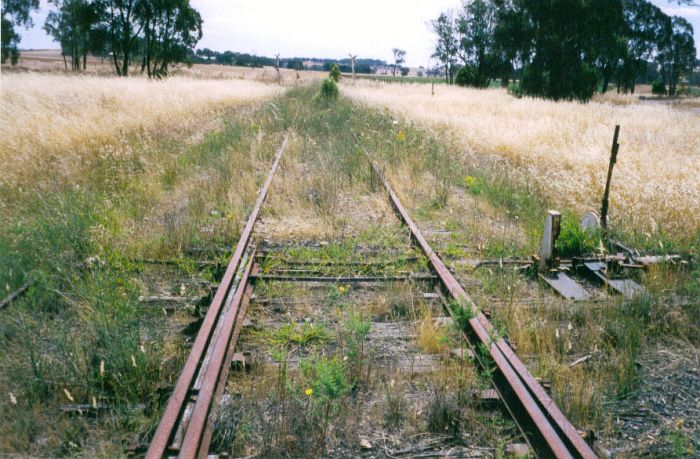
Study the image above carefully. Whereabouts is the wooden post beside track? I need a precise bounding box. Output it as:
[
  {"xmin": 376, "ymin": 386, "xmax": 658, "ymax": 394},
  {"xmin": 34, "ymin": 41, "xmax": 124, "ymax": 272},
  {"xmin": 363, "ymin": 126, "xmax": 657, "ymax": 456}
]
[{"xmin": 600, "ymin": 125, "xmax": 620, "ymax": 234}]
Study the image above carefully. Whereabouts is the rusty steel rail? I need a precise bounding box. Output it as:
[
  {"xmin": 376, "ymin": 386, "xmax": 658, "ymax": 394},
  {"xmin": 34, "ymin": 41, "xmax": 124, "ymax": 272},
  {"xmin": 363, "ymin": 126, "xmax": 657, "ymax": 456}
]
[
  {"xmin": 369, "ymin": 160, "xmax": 596, "ymax": 459},
  {"xmin": 146, "ymin": 136, "xmax": 288, "ymax": 459}
]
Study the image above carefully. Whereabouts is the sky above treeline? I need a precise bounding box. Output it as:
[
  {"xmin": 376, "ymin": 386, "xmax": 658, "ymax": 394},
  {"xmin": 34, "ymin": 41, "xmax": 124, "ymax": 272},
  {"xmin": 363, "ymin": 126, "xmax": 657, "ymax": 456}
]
[{"xmin": 18, "ymin": 0, "xmax": 700, "ymax": 66}]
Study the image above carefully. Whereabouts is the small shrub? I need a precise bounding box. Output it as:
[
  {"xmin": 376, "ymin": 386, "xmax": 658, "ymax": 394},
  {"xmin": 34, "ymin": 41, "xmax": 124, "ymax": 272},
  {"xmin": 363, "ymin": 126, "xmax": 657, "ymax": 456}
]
[
  {"xmin": 383, "ymin": 382, "xmax": 406, "ymax": 429},
  {"xmin": 345, "ymin": 313, "xmax": 371, "ymax": 342},
  {"xmin": 343, "ymin": 312, "xmax": 371, "ymax": 382},
  {"xmin": 273, "ymin": 321, "xmax": 330, "ymax": 348},
  {"xmin": 451, "ymin": 299, "xmax": 476, "ymax": 331},
  {"xmin": 665, "ymin": 429, "xmax": 694, "ymax": 456},
  {"xmin": 319, "ymin": 78, "xmax": 339, "ymax": 100},
  {"xmin": 301, "ymin": 356, "xmax": 350, "ymax": 450},
  {"xmin": 652, "ymin": 80, "xmax": 666, "ymax": 96},
  {"xmin": 556, "ymin": 217, "xmax": 600, "ymax": 257},
  {"xmin": 455, "ymin": 65, "xmax": 489, "ymax": 88},
  {"xmin": 211, "ymin": 399, "xmax": 252, "ymax": 454},
  {"xmin": 426, "ymin": 390, "xmax": 460, "ymax": 435},
  {"xmin": 389, "ymin": 294, "xmax": 416, "ymax": 320},
  {"xmin": 329, "ymin": 64, "xmax": 341, "ymax": 82},
  {"xmin": 303, "ymin": 356, "xmax": 351, "ymax": 400},
  {"xmin": 507, "ymin": 81, "xmax": 523, "ymax": 97},
  {"xmin": 417, "ymin": 314, "xmax": 451, "ymax": 354},
  {"xmin": 463, "ymin": 175, "xmax": 482, "ymax": 195}
]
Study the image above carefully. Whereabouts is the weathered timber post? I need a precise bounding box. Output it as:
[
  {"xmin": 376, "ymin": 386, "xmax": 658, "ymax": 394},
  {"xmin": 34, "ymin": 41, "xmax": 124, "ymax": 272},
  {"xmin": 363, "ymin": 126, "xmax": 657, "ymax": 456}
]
[
  {"xmin": 275, "ymin": 53, "xmax": 281, "ymax": 84},
  {"xmin": 349, "ymin": 54, "xmax": 357, "ymax": 81},
  {"xmin": 600, "ymin": 125, "xmax": 620, "ymax": 234},
  {"xmin": 538, "ymin": 210, "xmax": 561, "ymax": 272}
]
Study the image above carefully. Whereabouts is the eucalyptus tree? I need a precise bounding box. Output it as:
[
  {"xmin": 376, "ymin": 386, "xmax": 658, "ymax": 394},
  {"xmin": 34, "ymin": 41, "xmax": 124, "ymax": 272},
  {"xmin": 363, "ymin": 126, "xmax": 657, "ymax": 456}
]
[
  {"xmin": 455, "ymin": 0, "xmax": 498, "ymax": 87},
  {"xmin": 1, "ymin": 0, "xmax": 40, "ymax": 64},
  {"xmin": 657, "ymin": 15, "xmax": 696, "ymax": 95},
  {"xmin": 137, "ymin": 0, "xmax": 202, "ymax": 78},
  {"xmin": 618, "ymin": 0, "xmax": 667, "ymax": 93},
  {"xmin": 103, "ymin": 0, "xmax": 142, "ymax": 76},
  {"xmin": 44, "ymin": 0, "xmax": 106, "ymax": 71},
  {"xmin": 492, "ymin": 0, "xmax": 530, "ymax": 86},
  {"xmin": 431, "ymin": 0, "xmax": 697, "ymax": 100},
  {"xmin": 430, "ymin": 12, "xmax": 459, "ymax": 83},
  {"xmin": 391, "ymin": 47, "xmax": 406, "ymax": 76}
]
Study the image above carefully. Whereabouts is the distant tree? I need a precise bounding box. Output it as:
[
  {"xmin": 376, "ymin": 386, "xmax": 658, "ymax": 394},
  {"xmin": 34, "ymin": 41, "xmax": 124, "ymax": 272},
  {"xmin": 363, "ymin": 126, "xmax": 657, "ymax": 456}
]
[
  {"xmin": 1, "ymin": 17, "xmax": 22, "ymax": 64},
  {"xmin": 137, "ymin": 0, "xmax": 202, "ymax": 78},
  {"xmin": 196, "ymin": 47, "xmax": 214, "ymax": 58},
  {"xmin": 455, "ymin": 0, "xmax": 498, "ymax": 87},
  {"xmin": 1, "ymin": 0, "xmax": 40, "ymax": 64},
  {"xmin": 391, "ymin": 47, "xmax": 405, "ymax": 76},
  {"xmin": 505, "ymin": 0, "xmax": 610, "ymax": 101},
  {"xmin": 431, "ymin": 12, "xmax": 458, "ymax": 83},
  {"xmin": 618, "ymin": 0, "xmax": 668, "ymax": 93},
  {"xmin": 103, "ymin": 0, "xmax": 142, "ymax": 76},
  {"xmin": 400, "ymin": 66, "xmax": 409, "ymax": 76},
  {"xmin": 286, "ymin": 58, "xmax": 304, "ymax": 70},
  {"xmin": 431, "ymin": 0, "xmax": 697, "ymax": 99},
  {"xmin": 329, "ymin": 63, "xmax": 341, "ymax": 81},
  {"xmin": 44, "ymin": 0, "xmax": 104, "ymax": 71},
  {"xmin": 492, "ymin": 0, "xmax": 530, "ymax": 87},
  {"xmin": 651, "ymin": 79, "xmax": 666, "ymax": 95},
  {"xmin": 588, "ymin": 0, "xmax": 626, "ymax": 93},
  {"xmin": 656, "ymin": 15, "xmax": 696, "ymax": 95},
  {"xmin": 319, "ymin": 78, "xmax": 339, "ymax": 99}
]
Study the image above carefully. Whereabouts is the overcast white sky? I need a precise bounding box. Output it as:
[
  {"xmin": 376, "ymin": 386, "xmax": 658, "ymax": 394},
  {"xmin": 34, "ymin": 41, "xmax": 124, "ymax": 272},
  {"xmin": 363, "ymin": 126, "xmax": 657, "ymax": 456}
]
[{"xmin": 17, "ymin": 0, "xmax": 700, "ymax": 66}]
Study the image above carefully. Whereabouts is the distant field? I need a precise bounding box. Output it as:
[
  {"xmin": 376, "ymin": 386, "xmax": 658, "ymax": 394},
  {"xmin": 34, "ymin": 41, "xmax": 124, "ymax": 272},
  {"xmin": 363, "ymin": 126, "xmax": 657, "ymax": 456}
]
[
  {"xmin": 7, "ymin": 49, "xmax": 325, "ymax": 83},
  {"xmin": 354, "ymin": 73, "xmax": 446, "ymax": 85},
  {"xmin": 345, "ymin": 80, "xmax": 700, "ymax": 242}
]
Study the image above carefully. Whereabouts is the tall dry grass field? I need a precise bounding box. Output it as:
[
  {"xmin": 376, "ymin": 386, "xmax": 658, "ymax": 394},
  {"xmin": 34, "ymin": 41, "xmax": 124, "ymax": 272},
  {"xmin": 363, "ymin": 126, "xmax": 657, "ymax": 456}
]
[
  {"xmin": 0, "ymin": 73, "xmax": 288, "ymax": 455},
  {"xmin": 345, "ymin": 81, "xmax": 700, "ymax": 241},
  {"xmin": 0, "ymin": 74, "xmax": 283, "ymax": 188}
]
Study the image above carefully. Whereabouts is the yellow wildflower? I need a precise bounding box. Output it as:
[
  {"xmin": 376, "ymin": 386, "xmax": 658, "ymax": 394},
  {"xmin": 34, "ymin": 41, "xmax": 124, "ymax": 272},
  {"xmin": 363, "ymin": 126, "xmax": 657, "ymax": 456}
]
[
  {"xmin": 396, "ymin": 130, "xmax": 406, "ymax": 142},
  {"xmin": 305, "ymin": 388, "xmax": 313, "ymax": 396}
]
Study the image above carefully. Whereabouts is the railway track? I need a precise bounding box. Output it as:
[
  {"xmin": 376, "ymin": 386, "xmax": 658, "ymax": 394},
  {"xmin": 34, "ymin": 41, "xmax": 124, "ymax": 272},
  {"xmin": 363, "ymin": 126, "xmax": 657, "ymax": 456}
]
[{"xmin": 145, "ymin": 137, "xmax": 597, "ymax": 458}]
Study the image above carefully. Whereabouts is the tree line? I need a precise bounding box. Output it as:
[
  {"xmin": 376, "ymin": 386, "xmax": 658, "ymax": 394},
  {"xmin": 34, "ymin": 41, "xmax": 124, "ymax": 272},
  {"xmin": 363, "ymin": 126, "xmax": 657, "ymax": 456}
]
[
  {"xmin": 2, "ymin": 0, "xmax": 202, "ymax": 78},
  {"xmin": 193, "ymin": 49, "xmax": 386, "ymax": 74},
  {"xmin": 431, "ymin": 0, "xmax": 698, "ymax": 101}
]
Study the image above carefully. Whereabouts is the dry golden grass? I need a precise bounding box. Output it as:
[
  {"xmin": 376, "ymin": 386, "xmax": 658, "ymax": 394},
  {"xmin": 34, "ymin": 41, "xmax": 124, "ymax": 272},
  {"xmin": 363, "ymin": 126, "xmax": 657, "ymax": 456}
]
[
  {"xmin": 0, "ymin": 73, "xmax": 284, "ymax": 188},
  {"xmin": 344, "ymin": 81, "xmax": 700, "ymax": 238}
]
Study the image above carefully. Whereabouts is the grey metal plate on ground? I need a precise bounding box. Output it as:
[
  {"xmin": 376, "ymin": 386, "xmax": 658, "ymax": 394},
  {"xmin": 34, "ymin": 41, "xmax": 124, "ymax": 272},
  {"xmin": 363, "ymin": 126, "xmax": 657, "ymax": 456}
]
[
  {"xmin": 583, "ymin": 261, "xmax": 607, "ymax": 272},
  {"xmin": 539, "ymin": 272, "xmax": 591, "ymax": 301},
  {"xmin": 606, "ymin": 279, "xmax": 645, "ymax": 299},
  {"xmin": 583, "ymin": 261, "xmax": 644, "ymax": 299}
]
